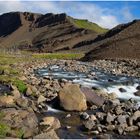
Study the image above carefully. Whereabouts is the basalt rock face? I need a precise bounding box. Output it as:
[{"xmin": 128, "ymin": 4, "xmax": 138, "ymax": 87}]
[
  {"xmin": 34, "ymin": 13, "xmax": 67, "ymax": 28},
  {"xmin": 0, "ymin": 12, "xmax": 99, "ymax": 52},
  {"xmin": 83, "ymin": 20, "xmax": 140, "ymax": 60},
  {"xmin": 0, "ymin": 12, "xmax": 22, "ymax": 37}
]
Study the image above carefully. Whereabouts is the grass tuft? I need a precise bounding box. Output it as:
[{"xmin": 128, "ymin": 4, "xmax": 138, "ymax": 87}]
[{"xmin": 0, "ymin": 123, "xmax": 10, "ymax": 138}]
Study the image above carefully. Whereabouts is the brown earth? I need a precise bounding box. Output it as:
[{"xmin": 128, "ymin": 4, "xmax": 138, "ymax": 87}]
[
  {"xmin": 0, "ymin": 12, "xmax": 99, "ymax": 53},
  {"xmin": 83, "ymin": 20, "xmax": 140, "ymax": 61}
]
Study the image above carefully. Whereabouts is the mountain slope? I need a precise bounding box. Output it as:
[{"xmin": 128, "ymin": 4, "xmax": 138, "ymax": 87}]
[
  {"xmin": 0, "ymin": 12, "xmax": 107, "ymax": 53},
  {"xmin": 83, "ymin": 20, "xmax": 140, "ymax": 61}
]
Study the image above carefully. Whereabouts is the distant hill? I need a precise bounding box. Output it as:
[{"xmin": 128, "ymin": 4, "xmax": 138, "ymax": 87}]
[
  {"xmin": 0, "ymin": 12, "xmax": 107, "ymax": 53},
  {"xmin": 83, "ymin": 20, "xmax": 140, "ymax": 60}
]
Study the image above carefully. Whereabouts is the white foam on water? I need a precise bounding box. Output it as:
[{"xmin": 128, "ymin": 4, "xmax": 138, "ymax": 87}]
[
  {"xmin": 47, "ymin": 105, "xmax": 61, "ymax": 113},
  {"xmin": 105, "ymin": 84, "xmax": 140, "ymax": 101},
  {"xmin": 38, "ymin": 65, "xmax": 140, "ymax": 104}
]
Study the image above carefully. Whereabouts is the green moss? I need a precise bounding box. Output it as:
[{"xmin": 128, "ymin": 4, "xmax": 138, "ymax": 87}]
[
  {"xmin": 70, "ymin": 18, "xmax": 108, "ymax": 33},
  {"xmin": 0, "ymin": 123, "xmax": 10, "ymax": 138}
]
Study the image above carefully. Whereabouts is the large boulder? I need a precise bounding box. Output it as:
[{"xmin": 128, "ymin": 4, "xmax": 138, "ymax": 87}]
[
  {"xmin": 40, "ymin": 116, "xmax": 61, "ymax": 131},
  {"xmin": 58, "ymin": 84, "xmax": 87, "ymax": 111},
  {"xmin": 0, "ymin": 95, "xmax": 15, "ymax": 107},
  {"xmin": 34, "ymin": 130, "xmax": 59, "ymax": 139},
  {"xmin": 1, "ymin": 108, "xmax": 38, "ymax": 138},
  {"xmin": 81, "ymin": 87, "xmax": 105, "ymax": 106}
]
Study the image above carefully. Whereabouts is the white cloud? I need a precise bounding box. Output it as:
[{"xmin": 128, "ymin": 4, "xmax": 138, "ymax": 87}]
[
  {"xmin": 121, "ymin": 6, "xmax": 134, "ymax": 21},
  {"xmin": 0, "ymin": 1, "xmax": 120, "ymax": 28}
]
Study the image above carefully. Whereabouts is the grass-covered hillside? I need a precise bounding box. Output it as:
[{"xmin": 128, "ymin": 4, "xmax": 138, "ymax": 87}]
[{"xmin": 70, "ymin": 18, "xmax": 108, "ymax": 33}]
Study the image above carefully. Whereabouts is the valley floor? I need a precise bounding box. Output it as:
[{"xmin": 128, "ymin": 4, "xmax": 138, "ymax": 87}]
[{"xmin": 0, "ymin": 52, "xmax": 140, "ymax": 139}]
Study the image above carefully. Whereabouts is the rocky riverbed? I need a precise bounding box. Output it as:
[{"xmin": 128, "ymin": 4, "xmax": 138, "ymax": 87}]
[{"xmin": 0, "ymin": 59, "xmax": 140, "ymax": 139}]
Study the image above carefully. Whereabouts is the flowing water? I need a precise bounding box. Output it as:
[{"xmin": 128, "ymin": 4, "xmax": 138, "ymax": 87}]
[
  {"xmin": 36, "ymin": 63, "xmax": 140, "ymax": 138},
  {"xmin": 36, "ymin": 64, "xmax": 140, "ymax": 103}
]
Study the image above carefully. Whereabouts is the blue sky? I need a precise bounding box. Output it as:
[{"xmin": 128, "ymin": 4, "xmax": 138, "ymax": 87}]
[{"xmin": 0, "ymin": 1, "xmax": 140, "ymax": 28}]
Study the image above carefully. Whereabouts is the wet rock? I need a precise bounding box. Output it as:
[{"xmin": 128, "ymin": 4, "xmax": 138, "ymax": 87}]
[
  {"xmin": 136, "ymin": 85, "xmax": 140, "ymax": 90},
  {"xmin": 59, "ymin": 84, "xmax": 87, "ymax": 111},
  {"xmin": 40, "ymin": 116, "xmax": 61, "ymax": 131},
  {"xmin": 134, "ymin": 91, "xmax": 140, "ymax": 97},
  {"xmin": 34, "ymin": 130, "xmax": 59, "ymax": 139},
  {"xmin": 81, "ymin": 87, "xmax": 105, "ymax": 106},
  {"xmin": 84, "ymin": 119, "xmax": 95, "ymax": 130},
  {"xmin": 119, "ymin": 88, "xmax": 126, "ymax": 92},
  {"xmin": 80, "ymin": 112, "xmax": 89, "ymax": 120}
]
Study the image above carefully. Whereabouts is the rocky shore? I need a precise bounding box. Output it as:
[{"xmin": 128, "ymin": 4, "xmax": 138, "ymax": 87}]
[{"xmin": 0, "ymin": 59, "xmax": 140, "ymax": 139}]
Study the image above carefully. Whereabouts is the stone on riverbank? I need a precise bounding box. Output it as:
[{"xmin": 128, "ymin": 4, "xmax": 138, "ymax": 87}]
[
  {"xmin": 40, "ymin": 116, "xmax": 61, "ymax": 131},
  {"xmin": 1, "ymin": 108, "xmax": 38, "ymax": 138},
  {"xmin": 59, "ymin": 84, "xmax": 87, "ymax": 111}
]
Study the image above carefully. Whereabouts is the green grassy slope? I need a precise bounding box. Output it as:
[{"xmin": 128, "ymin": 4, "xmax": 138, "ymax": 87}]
[{"xmin": 70, "ymin": 18, "xmax": 108, "ymax": 33}]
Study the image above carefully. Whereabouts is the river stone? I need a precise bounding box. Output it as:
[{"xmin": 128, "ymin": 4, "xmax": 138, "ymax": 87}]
[
  {"xmin": 11, "ymin": 85, "xmax": 21, "ymax": 99},
  {"xmin": 16, "ymin": 97, "xmax": 29, "ymax": 108},
  {"xmin": 58, "ymin": 84, "xmax": 87, "ymax": 111},
  {"xmin": 1, "ymin": 108, "xmax": 38, "ymax": 138},
  {"xmin": 119, "ymin": 88, "xmax": 126, "ymax": 93},
  {"xmin": 129, "ymin": 110, "xmax": 140, "ymax": 125},
  {"xmin": 80, "ymin": 112, "xmax": 89, "ymax": 120},
  {"xmin": 106, "ymin": 112, "xmax": 116, "ymax": 124},
  {"xmin": 37, "ymin": 95, "xmax": 47, "ymax": 104},
  {"xmin": 84, "ymin": 119, "xmax": 95, "ymax": 130},
  {"xmin": 134, "ymin": 91, "xmax": 140, "ymax": 97},
  {"xmin": 40, "ymin": 116, "xmax": 61, "ymax": 130},
  {"xmin": 80, "ymin": 87, "xmax": 105, "ymax": 106},
  {"xmin": 125, "ymin": 126, "xmax": 139, "ymax": 132},
  {"xmin": 34, "ymin": 130, "xmax": 59, "ymax": 139},
  {"xmin": 0, "ymin": 95, "xmax": 15, "ymax": 107},
  {"xmin": 117, "ymin": 115, "xmax": 127, "ymax": 125},
  {"xmin": 136, "ymin": 85, "xmax": 140, "ymax": 90}
]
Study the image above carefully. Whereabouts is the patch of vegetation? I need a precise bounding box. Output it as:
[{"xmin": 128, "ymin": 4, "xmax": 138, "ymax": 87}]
[
  {"xmin": 0, "ymin": 66, "xmax": 19, "ymax": 75},
  {"xmin": 32, "ymin": 53, "xmax": 84, "ymax": 60},
  {"xmin": 0, "ymin": 75, "xmax": 27, "ymax": 93},
  {"xmin": 16, "ymin": 128, "xmax": 24, "ymax": 139},
  {"xmin": 13, "ymin": 79, "xmax": 27, "ymax": 93},
  {"xmin": 0, "ymin": 123, "xmax": 10, "ymax": 138},
  {"xmin": 70, "ymin": 18, "xmax": 108, "ymax": 33}
]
